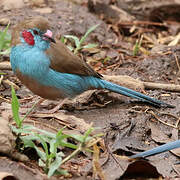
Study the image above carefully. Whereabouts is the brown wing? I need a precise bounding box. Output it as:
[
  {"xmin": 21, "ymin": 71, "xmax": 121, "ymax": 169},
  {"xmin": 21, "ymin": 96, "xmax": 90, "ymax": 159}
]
[{"xmin": 46, "ymin": 41, "xmax": 102, "ymax": 78}]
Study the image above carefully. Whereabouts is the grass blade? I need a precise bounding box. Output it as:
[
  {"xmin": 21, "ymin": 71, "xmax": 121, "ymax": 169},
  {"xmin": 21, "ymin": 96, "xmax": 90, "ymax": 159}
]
[
  {"xmin": 11, "ymin": 85, "xmax": 22, "ymax": 128},
  {"xmin": 79, "ymin": 24, "xmax": 99, "ymax": 48},
  {"xmin": 48, "ymin": 155, "xmax": 62, "ymax": 177},
  {"xmin": 64, "ymin": 35, "xmax": 80, "ymax": 48},
  {"xmin": 0, "ymin": 22, "xmax": 10, "ymax": 52},
  {"xmin": 82, "ymin": 43, "xmax": 97, "ymax": 49}
]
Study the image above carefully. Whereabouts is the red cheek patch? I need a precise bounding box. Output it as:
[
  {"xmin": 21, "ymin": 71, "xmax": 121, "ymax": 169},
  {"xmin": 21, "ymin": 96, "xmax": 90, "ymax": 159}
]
[{"xmin": 22, "ymin": 30, "xmax": 35, "ymax": 46}]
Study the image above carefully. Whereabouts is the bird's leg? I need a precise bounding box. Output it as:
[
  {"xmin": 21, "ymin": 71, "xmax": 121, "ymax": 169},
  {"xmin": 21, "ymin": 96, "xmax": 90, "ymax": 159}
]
[
  {"xmin": 43, "ymin": 100, "xmax": 66, "ymax": 114},
  {"xmin": 35, "ymin": 98, "xmax": 67, "ymax": 114},
  {"xmin": 21, "ymin": 98, "xmax": 66, "ymax": 115},
  {"xmin": 20, "ymin": 95, "xmax": 40, "ymax": 108},
  {"xmin": 35, "ymin": 98, "xmax": 45, "ymax": 107},
  {"xmin": 19, "ymin": 95, "xmax": 35, "ymax": 104}
]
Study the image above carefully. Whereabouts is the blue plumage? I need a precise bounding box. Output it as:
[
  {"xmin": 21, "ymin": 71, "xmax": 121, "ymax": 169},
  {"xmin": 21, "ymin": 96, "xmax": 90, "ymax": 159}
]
[
  {"xmin": 131, "ymin": 140, "xmax": 180, "ymax": 158},
  {"xmin": 10, "ymin": 44, "xmax": 171, "ymax": 107},
  {"xmin": 10, "ymin": 17, "xmax": 174, "ymax": 108}
]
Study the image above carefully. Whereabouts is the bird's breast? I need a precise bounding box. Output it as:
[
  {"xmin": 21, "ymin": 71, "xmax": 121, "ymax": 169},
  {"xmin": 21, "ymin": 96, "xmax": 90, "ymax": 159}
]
[
  {"xmin": 16, "ymin": 70, "xmax": 66, "ymax": 100},
  {"xmin": 10, "ymin": 45, "xmax": 50, "ymax": 79}
]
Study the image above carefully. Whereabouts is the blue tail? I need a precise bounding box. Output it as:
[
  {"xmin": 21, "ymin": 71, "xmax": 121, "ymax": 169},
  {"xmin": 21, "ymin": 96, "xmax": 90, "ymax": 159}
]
[
  {"xmin": 130, "ymin": 140, "xmax": 180, "ymax": 158},
  {"xmin": 96, "ymin": 79, "xmax": 174, "ymax": 108}
]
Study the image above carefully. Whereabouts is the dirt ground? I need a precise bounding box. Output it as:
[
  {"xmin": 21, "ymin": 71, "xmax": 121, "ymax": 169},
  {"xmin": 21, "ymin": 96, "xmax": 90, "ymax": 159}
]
[{"xmin": 0, "ymin": 0, "xmax": 180, "ymax": 179}]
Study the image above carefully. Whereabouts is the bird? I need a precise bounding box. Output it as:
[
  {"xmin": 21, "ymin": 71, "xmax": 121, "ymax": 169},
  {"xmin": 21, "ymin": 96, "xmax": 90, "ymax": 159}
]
[
  {"xmin": 10, "ymin": 16, "xmax": 174, "ymax": 113},
  {"xmin": 130, "ymin": 140, "xmax": 180, "ymax": 158}
]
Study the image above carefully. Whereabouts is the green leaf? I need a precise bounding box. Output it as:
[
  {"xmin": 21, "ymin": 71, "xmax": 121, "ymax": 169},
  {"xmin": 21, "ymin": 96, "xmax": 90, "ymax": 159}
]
[
  {"xmin": 56, "ymin": 127, "xmax": 65, "ymax": 137},
  {"xmin": 28, "ymin": 126, "xmax": 56, "ymax": 138},
  {"xmin": 82, "ymin": 43, "xmax": 97, "ymax": 49},
  {"xmin": 35, "ymin": 134, "xmax": 49, "ymax": 158},
  {"xmin": 64, "ymin": 35, "xmax": 80, "ymax": 48},
  {"xmin": 49, "ymin": 128, "xmax": 65, "ymax": 154},
  {"xmin": 10, "ymin": 125, "xmax": 53, "ymax": 137},
  {"xmin": 55, "ymin": 169, "xmax": 69, "ymax": 176},
  {"xmin": 82, "ymin": 127, "xmax": 94, "ymax": 143},
  {"xmin": 67, "ymin": 45, "xmax": 74, "ymax": 51},
  {"xmin": 39, "ymin": 158, "xmax": 46, "ymax": 167},
  {"xmin": 68, "ymin": 130, "xmax": 93, "ymax": 143},
  {"xmin": 49, "ymin": 139, "xmax": 57, "ymax": 154},
  {"xmin": 11, "ymin": 85, "xmax": 22, "ymax": 128},
  {"xmin": 58, "ymin": 140, "xmax": 77, "ymax": 149},
  {"xmin": 21, "ymin": 134, "xmax": 42, "ymax": 143},
  {"xmin": 21, "ymin": 137, "xmax": 36, "ymax": 148},
  {"xmin": 0, "ymin": 48, "xmax": 11, "ymax": 55},
  {"xmin": 55, "ymin": 129, "xmax": 77, "ymax": 149},
  {"xmin": 79, "ymin": 24, "xmax": 99, "ymax": 48},
  {"xmin": 21, "ymin": 136, "xmax": 47, "ymax": 161},
  {"xmin": 0, "ymin": 22, "xmax": 10, "ymax": 52},
  {"xmin": 0, "ymin": 72, "xmax": 6, "ymax": 75},
  {"xmin": 133, "ymin": 40, "xmax": 139, "ymax": 56},
  {"xmin": 60, "ymin": 36, "xmax": 65, "ymax": 43},
  {"xmin": 48, "ymin": 152, "xmax": 56, "ymax": 160},
  {"xmin": 34, "ymin": 146, "xmax": 47, "ymax": 161},
  {"xmin": 57, "ymin": 151, "xmax": 64, "ymax": 157},
  {"xmin": 48, "ymin": 154, "xmax": 62, "ymax": 177},
  {"xmin": 67, "ymin": 134, "xmax": 84, "ymax": 143},
  {"xmin": 20, "ymin": 125, "xmax": 35, "ymax": 130}
]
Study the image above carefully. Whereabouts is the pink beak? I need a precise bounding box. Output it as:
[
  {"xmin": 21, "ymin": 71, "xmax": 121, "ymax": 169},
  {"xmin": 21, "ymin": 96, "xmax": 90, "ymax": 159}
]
[{"xmin": 43, "ymin": 30, "xmax": 56, "ymax": 43}]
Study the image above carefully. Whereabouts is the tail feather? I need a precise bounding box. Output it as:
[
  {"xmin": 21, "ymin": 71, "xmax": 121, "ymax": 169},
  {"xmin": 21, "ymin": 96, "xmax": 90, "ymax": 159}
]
[
  {"xmin": 130, "ymin": 140, "xmax": 180, "ymax": 158},
  {"xmin": 99, "ymin": 79, "xmax": 174, "ymax": 108}
]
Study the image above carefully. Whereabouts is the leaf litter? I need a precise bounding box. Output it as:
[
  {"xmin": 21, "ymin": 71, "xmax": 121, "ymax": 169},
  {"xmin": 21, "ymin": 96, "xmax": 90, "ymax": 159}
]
[{"xmin": 0, "ymin": 0, "xmax": 180, "ymax": 179}]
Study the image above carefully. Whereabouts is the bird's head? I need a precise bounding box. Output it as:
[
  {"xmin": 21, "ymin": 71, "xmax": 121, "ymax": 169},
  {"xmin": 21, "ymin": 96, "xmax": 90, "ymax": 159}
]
[{"xmin": 11, "ymin": 17, "xmax": 56, "ymax": 49}]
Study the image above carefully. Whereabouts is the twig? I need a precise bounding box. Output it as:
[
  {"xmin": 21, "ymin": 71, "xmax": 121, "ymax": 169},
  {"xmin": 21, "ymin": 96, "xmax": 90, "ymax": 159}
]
[
  {"xmin": 21, "ymin": 100, "xmax": 40, "ymax": 121},
  {"xmin": 158, "ymin": 112, "xmax": 180, "ymax": 128},
  {"xmin": 0, "ymin": 95, "xmax": 11, "ymax": 103},
  {"xmin": 118, "ymin": 20, "xmax": 166, "ymax": 27},
  {"xmin": 0, "ymin": 75, "xmax": 3, "ymax": 84},
  {"xmin": 174, "ymin": 53, "xmax": 180, "ymax": 72},
  {"xmin": 92, "ymin": 144, "xmax": 105, "ymax": 180},
  {"xmin": 175, "ymin": 118, "xmax": 180, "ymax": 128},
  {"xmin": 61, "ymin": 144, "xmax": 81, "ymax": 165},
  {"xmin": 145, "ymin": 109, "xmax": 180, "ymax": 129},
  {"xmin": 104, "ymin": 75, "xmax": 180, "ymax": 92},
  {"xmin": 143, "ymin": 81, "xmax": 180, "ymax": 92},
  {"xmin": 3, "ymin": 79, "xmax": 20, "ymax": 90},
  {"xmin": 11, "ymin": 119, "xmax": 59, "ymax": 132},
  {"xmin": 31, "ymin": 113, "xmax": 80, "ymax": 130},
  {"xmin": 104, "ymin": 133, "xmax": 123, "ymax": 169},
  {"xmin": 19, "ymin": 95, "xmax": 35, "ymax": 103},
  {"xmin": 61, "ymin": 128, "xmax": 98, "ymax": 165},
  {"xmin": 172, "ymin": 164, "xmax": 180, "ymax": 176}
]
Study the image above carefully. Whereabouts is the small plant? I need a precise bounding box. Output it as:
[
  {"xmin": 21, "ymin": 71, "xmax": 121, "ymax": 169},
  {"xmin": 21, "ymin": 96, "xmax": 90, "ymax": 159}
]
[
  {"xmin": 10, "ymin": 86, "xmax": 102, "ymax": 178},
  {"xmin": 0, "ymin": 23, "xmax": 11, "ymax": 55},
  {"xmin": 62, "ymin": 24, "xmax": 99, "ymax": 54},
  {"xmin": 11, "ymin": 85, "xmax": 22, "ymax": 128},
  {"xmin": 133, "ymin": 35, "xmax": 143, "ymax": 56},
  {"xmin": 11, "ymin": 85, "xmax": 37, "ymax": 129}
]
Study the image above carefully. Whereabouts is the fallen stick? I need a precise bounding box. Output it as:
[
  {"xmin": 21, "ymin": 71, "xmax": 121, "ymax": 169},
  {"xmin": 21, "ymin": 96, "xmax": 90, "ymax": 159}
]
[
  {"xmin": 104, "ymin": 75, "xmax": 180, "ymax": 92},
  {"xmin": 143, "ymin": 82, "xmax": 180, "ymax": 92}
]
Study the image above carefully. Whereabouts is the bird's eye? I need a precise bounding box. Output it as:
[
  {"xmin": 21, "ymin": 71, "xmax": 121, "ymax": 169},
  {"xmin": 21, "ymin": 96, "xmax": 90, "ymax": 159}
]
[{"xmin": 33, "ymin": 30, "xmax": 39, "ymax": 35}]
